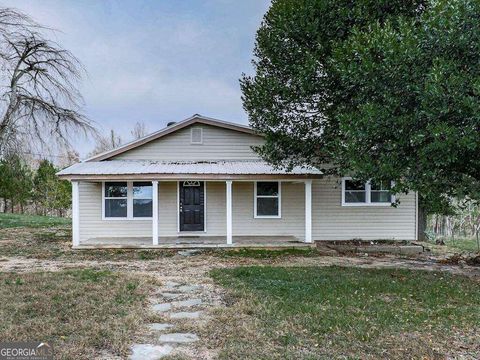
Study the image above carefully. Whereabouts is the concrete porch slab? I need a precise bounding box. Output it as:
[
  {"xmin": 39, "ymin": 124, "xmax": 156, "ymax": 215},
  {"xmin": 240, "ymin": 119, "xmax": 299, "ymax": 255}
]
[{"xmin": 74, "ymin": 235, "xmax": 312, "ymax": 250}]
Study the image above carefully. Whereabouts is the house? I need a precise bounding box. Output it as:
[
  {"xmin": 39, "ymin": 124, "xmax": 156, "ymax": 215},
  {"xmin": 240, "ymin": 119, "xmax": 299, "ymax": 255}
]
[{"xmin": 57, "ymin": 114, "xmax": 418, "ymax": 248}]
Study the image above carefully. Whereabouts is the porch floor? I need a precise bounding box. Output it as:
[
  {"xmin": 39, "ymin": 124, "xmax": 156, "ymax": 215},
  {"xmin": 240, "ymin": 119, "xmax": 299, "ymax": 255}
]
[{"xmin": 76, "ymin": 236, "xmax": 311, "ymax": 249}]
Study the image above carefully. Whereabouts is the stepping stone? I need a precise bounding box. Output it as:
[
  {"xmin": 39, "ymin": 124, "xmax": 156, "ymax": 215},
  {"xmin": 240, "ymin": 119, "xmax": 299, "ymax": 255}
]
[
  {"xmin": 178, "ymin": 249, "xmax": 201, "ymax": 257},
  {"xmin": 164, "ymin": 281, "xmax": 180, "ymax": 289},
  {"xmin": 177, "ymin": 285, "xmax": 200, "ymax": 293},
  {"xmin": 152, "ymin": 303, "xmax": 172, "ymax": 313},
  {"xmin": 149, "ymin": 323, "xmax": 174, "ymax": 331},
  {"xmin": 129, "ymin": 344, "xmax": 173, "ymax": 360},
  {"xmin": 173, "ymin": 298, "xmax": 202, "ymax": 308},
  {"xmin": 159, "ymin": 333, "xmax": 199, "ymax": 343},
  {"xmin": 161, "ymin": 292, "xmax": 181, "ymax": 300},
  {"xmin": 170, "ymin": 311, "xmax": 203, "ymax": 319}
]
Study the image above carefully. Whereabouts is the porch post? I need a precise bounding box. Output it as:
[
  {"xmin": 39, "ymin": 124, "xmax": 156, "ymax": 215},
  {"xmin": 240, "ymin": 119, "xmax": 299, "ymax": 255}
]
[
  {"xmin": 226, "ymin": 180, "xmax": 233, "ymax": 245},
  {"xmin": 152, "ymin": 180, "xmax": 159, "ymax": 245},
  {"xmin": 72, "ymin": 180, "xmax": 80, "ymax": 247},
  {"xmin": 305, "ymin": 179, "xmax": 312, "ymax": 243}
]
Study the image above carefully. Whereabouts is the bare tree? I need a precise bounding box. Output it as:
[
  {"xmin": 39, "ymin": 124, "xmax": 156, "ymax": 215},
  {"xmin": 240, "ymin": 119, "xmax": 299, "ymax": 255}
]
[
  {"xmin": 0, "ymin": 7, "xmax": 94, "ymax": 156},
  {"xmin": 87, "ymin": 129, "xmax": 122, "ymax": 157},
  {"xmin": 131, "ymin": 121, "xmax": 148, "ymax": 140}
]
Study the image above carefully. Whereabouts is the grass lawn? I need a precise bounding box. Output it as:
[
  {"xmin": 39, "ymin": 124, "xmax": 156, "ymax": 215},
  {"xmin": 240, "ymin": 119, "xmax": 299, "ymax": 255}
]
[
  {"xmin": 210, "ymin": 266, "xmax": 480, "ymax": 359},
  {"xmin": 441, "ymin": 237, "xmax": 480, "ymax": 253},
  {"xmin": 0, "ymin": 269, "xmax": 157, "ymax": 359},
  {"xmin": 0, "ymin": 212, "xmax": 71, "ymax": 228}
]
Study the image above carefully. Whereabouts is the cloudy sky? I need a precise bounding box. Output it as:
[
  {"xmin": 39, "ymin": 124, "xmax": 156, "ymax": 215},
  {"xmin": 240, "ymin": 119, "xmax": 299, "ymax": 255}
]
[{"xmin": 0, "ymin": 0, "xmax": 271, "ymax": 156}]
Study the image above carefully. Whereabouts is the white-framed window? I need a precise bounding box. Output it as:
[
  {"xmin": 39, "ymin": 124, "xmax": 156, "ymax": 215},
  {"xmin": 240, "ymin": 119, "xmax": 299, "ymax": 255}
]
[
  {"xmin": 190, "ymin": 127, "xmax": 203, "ymax": 144},
  {"xmin": 254, "ymin": 181, "xmax": 281, "ymax": 218},
  {"xmin": 341, "ymin": 177, "xmax": 394, "ymax": 206},
  {"xmin": 103, "ymin": 181, "xmax": 153, "ymax": 219}
]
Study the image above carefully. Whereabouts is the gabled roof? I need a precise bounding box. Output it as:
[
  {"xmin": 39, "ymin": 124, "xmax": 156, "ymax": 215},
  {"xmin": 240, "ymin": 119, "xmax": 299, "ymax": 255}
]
[{"xmin": 85, "ymin": 114, "xmax": 260, "ymax": 162}]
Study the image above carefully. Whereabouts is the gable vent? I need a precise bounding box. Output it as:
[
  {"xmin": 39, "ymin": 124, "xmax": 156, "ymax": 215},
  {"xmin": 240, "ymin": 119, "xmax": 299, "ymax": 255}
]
[{"xmin": 190, "ymin": 127, "xmax": 203, "ymax": 144}]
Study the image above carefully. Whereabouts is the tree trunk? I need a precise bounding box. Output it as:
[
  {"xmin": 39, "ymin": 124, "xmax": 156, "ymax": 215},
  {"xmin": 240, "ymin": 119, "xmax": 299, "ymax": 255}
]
[{"xmin": 417, "ymin": 205, "xmax": 427, "ymax": 241}]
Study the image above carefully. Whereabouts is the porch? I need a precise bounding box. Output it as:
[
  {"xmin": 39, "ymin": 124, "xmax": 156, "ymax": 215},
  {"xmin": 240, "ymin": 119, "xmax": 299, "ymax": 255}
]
[
  {"xmin": 76, "ymin": 235, "xmax": 311, "ymax": 249},
  {"xmin": 61, "ymin": 160, "xmax": 323, "ymax": 248}
]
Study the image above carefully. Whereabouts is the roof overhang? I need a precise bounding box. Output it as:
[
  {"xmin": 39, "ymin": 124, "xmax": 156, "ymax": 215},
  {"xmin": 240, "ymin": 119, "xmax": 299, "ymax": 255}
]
[
  {"xmin": 58, "ymin": 173, "xmax": 322, "ymax": 181},
  {"xmin": 56, "ymin": 160, "xmax": 323, "ymax": 181}
]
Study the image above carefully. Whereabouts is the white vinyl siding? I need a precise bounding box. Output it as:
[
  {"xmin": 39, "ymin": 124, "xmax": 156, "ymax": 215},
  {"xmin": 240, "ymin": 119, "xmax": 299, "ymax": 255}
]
[{"xmin": 112, "ymin": 124, "xmax": 265, "ymax": 161}]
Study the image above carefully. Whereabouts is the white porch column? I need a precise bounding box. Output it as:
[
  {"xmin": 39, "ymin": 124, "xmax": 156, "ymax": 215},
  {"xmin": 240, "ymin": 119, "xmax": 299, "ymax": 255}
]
[
  {"xmin": 152, "ymin": 180, "xmax": 159, "ymax": 245},
  {"xmin": 226, "ymin": 180, "xmax": 233, "ymax": 245},
  {"xmin": 305, "ymin": 179, "xmax": 312, "ymax": 243},
  {"xmin": 72, "ymin": 180, "xmax": 80, "ymax": 247}
]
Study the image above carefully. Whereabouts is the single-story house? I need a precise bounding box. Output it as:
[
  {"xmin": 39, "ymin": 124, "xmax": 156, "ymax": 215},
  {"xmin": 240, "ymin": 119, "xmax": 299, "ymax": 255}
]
[{"xmin": 57, "ymin": 114, "xmax": 418, "ymax": 248}]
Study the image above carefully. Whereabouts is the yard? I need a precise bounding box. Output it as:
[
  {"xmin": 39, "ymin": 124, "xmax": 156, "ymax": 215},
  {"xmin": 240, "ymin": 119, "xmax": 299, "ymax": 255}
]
[
  {"xmin": 210, "ymin": 266, "xmax": 480, "ymax": 359},
  {"xmin": 0, "ymin": 213, "xmax": 479, "ymax": 359}
]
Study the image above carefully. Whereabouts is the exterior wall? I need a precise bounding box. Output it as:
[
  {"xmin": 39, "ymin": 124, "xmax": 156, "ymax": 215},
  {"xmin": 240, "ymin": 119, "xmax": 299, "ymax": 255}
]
[
  {"xmin": 78, "ymin": 182, "xmax": 152, "ymax": 243},
  {"xmin": 111, "ymin": 124, "xmax": 265, "ymax": 161},
  {"xmin": 78, "ymin": 177, "xmax": 417, "ymax": 243},
  {"xmin": 312, "ymin": 176, "xmax": 417, "ymax": 240}
]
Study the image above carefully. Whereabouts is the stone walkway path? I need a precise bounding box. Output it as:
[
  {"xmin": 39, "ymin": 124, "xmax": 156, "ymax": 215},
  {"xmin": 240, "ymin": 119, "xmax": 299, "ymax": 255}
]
[{"xmin": 129, "ymin": 280, "xmax": 211, "ymax": 359}]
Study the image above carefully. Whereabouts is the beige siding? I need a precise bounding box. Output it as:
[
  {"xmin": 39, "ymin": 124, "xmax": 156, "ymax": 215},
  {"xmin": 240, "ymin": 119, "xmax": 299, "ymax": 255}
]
[
  {"xmin": 78, "ymin": 178, "xmax": 416, "ymax": 243},
  {"xmin": 312, "ymin": 177, "xmax": 416, "ymax": 240},
  {"xmin": 78, "ymin": 182, "xmax": 152, "ymax": 242},
  {"xmin": 232, "ymin": 182, "xmax": 305, "ymax": 239},
  {"xmin": 112, "ymin": 124, "xmax": 265, "ymax": 161}
]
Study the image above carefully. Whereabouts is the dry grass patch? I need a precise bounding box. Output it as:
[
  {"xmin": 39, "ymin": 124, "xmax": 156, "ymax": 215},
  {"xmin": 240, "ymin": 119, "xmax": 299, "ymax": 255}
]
[{"xmin": 0, "ymin": 269, "xmax": 158, "ymax": 359}]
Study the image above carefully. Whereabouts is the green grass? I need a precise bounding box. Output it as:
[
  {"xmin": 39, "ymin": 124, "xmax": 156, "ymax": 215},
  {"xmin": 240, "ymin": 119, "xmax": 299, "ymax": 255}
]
[
  {"xmin": 0, "ymin": 269, "xmax": 157, "ymax": 359},
  {"xmin": 442, "ymin": 237, "xmax": 480, "ymax": 252},
  {"xmin": 0, "ymin": 213, "xmax": 71, "ymax": 228},
  {"xmin": 210, "ymin": 266, "xmax": 480, "ymax": 359}
]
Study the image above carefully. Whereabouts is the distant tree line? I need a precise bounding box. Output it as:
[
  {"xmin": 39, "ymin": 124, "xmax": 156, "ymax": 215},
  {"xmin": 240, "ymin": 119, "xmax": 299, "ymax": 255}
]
[{"xmin": 0, "ymin": 156, "xmax": 71, "ymax": 216}]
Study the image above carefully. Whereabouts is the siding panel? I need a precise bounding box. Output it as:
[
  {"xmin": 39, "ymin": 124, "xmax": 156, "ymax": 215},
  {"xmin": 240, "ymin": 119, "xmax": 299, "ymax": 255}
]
[
  {"xmin": 312, "ymin": 177, "xmax": 416, "ymax": 240},
  {"xmin": 112, "ymin": 124, "xmax": 265, "ymax": 161},
  {"xmin": 78, "ymin": 177, "xmax": 416, "ymax": 242}
]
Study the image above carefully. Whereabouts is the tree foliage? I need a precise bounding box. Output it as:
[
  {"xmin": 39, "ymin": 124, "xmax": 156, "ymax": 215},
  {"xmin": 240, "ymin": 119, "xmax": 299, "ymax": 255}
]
[
  {"xmin": 242, "ymin": 0, "xmax": 480, "ymax": 212},
  {"xmin": 33, "ymin": 160, "xmax": 71, "ymax": 216},
  {"xmin": 0, "ymin": 155, "xmax": 32, "ymax": 212}
]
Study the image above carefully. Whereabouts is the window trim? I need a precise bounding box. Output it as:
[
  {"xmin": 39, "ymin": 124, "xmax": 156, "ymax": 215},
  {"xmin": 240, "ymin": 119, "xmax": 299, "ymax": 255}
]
[
  {"xmin": 254, "ymin": 181, "xmax": 282, "ymax": 219},
  {"xmin": 341, "ymin": 177, "xmax": 395, "ymax": 207},
  {"xmin": 190, "ymin": 127, "xmax": 203, "ymax": 144},
  {"xmin": 102, "ymin": 181, "xmax": 153, "ymax": 220}
]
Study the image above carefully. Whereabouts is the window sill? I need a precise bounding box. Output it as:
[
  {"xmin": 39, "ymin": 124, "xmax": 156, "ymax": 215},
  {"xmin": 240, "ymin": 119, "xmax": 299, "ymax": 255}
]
[
  {"xmin": 341, "ymin": 202, "xmax": 393, "ymax": 207},
  {"xmin": 254, "ymin": 215, "xmax": 282, "ymax": 219},
  {"xmin": 102, "ymin": 217, "xmax": 153, "ymax": 221}
]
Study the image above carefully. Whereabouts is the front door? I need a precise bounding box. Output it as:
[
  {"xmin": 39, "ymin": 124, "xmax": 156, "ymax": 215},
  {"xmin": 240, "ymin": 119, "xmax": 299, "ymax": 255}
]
[{"xmin": 179, "ymin": 181, "xmax": 205, "ymax": 231}]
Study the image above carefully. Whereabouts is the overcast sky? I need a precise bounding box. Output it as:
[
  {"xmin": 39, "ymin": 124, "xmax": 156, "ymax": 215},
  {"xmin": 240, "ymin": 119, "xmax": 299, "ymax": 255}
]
[{"xmin": 0, "ymin": 0, "xmax": 271, "ymax": 157}]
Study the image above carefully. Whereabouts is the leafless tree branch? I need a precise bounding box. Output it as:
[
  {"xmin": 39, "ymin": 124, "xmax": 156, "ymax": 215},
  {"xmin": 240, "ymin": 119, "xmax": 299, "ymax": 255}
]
[{"xmin": 0, "ymin": 7, "xmax": 95, "ymax": 156}]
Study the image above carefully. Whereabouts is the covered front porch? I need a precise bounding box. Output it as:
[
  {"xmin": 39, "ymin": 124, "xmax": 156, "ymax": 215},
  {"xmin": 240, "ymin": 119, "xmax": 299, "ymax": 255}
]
[
  {"xmin": 75, "ymin": 235, "xmax": 310, "ymax": 249},
  {"xmin": 60, "ymin": 160, "xmax": 323, "ymax": 248}
]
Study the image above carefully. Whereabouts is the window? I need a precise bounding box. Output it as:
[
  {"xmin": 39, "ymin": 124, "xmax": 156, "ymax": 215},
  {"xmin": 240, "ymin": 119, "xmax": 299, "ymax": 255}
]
[
  {"xmin": 133, "ymin": 182, "xmax": 153, "ymax": 217},
  {"xmin": 370, "ymin": 181, "xmax": 392, "ymax": 203},
  {"xmin": 254, "ymin": 181, "xmax": 281, "ymax": 218},
  {"xmin": 342, "ymin": 178, "xmax": 394, "ymax": 206},
  {"xmin": 190, "ymin": 127, "xmax": 203, "ymax": 144},
  {"xmin": 104, "ymin": 182, "xmax": 128, "ymax": 217},
  {"xmin": 344, "ymin": 180, "xmax": 366, "ymax": 203},
  {"xmin": 103, "ymin": 181, "xmax": 154, "ymax": 219}
]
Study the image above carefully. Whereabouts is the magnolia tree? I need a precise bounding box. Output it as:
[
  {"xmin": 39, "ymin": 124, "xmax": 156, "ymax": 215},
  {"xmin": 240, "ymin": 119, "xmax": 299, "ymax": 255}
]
[{"xmin": 242, "ymin": 0, "xmax": 480, "ymax": 238}]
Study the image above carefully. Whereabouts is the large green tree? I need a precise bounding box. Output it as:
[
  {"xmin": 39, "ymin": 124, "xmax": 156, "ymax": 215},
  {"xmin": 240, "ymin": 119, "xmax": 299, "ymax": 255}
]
[{"xmin": 242, "ymin": 0, "xmax": 480, "ymax": 216}]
